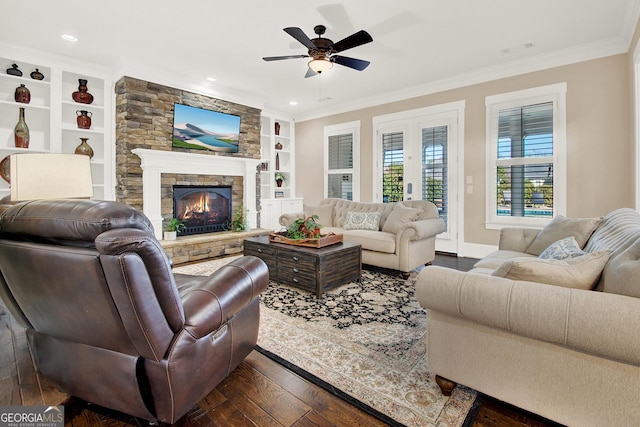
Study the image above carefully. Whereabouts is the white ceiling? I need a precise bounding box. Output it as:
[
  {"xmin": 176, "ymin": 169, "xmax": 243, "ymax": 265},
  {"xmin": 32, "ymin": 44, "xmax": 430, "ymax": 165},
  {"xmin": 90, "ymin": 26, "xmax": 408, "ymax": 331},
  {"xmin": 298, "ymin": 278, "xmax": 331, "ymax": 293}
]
[{"xmin": 2, "ymin": 1, "xmax": 639, "ymax": 121}]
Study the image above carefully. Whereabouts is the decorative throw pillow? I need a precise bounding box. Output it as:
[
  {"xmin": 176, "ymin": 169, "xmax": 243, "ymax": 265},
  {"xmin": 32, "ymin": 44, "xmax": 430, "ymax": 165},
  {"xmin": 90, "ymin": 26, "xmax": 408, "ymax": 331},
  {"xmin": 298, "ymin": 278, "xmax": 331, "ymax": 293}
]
[
  {"xmin": 343, "ymin": 211, "xmax": 382, "ymax": 231},
  {"xmin": 382, "ymin": 203, "xmax": 422, "ymax": 234},
  {"xmin": 492, "ymin": 250, "xmax": 611, "ymax": 290},
  {"xmin": 303, "ymin": 204, "xmax": 333, "ymax": 228},
  {"xmin": 539, "ymin": 236, "xmax": 586, "ymax": 260},
  {"xmin": 525, "ymin": 215, "xmax": 603, "ymax": 256}
]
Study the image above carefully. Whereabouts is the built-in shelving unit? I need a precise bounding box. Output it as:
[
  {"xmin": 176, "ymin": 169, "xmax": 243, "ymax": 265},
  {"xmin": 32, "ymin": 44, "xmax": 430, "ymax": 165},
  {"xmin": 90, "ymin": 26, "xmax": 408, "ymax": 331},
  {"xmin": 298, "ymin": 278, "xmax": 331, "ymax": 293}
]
[
  {"xmin": 260, "ymin": 114, "xmax": 302, "ymax": 230},
  {"xmin": 0, "ymin": 53, "xmax": 113, "ymax": 200}
]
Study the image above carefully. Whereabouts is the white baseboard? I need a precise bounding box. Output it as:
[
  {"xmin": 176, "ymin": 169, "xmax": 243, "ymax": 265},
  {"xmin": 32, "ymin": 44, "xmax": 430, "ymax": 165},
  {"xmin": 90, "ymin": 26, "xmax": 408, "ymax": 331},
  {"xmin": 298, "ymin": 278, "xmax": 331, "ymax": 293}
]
[{"xmin": 457, "ymin": 242, "xmax": 497, "ymax": 259}]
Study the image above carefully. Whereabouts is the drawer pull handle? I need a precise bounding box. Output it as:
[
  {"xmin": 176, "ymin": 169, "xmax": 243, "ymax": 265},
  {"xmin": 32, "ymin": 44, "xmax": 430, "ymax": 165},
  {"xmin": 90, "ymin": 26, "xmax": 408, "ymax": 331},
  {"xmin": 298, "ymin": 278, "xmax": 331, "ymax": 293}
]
[
  {"xmin": 293, "ymin": 278, "xmax": 299, "ymax": 283},
  {"xmin": 293, "ymin": 268, "xmax": 299, "ymax": 273},
  {"xmin": 257, "ymin": 248, "xmax": 263, "ymax": 253},
  {"xmin": 292, "ymin": 256, "xmax": 299, "ymax": 261}
]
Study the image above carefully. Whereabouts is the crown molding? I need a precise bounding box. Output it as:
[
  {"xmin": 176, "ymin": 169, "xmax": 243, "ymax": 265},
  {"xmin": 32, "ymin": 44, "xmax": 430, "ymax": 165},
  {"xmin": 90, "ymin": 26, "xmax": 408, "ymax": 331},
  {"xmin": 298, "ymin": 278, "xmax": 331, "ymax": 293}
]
[{"xmin": 294, "ymin": 37, "xmax": 629, "ymax": 123}]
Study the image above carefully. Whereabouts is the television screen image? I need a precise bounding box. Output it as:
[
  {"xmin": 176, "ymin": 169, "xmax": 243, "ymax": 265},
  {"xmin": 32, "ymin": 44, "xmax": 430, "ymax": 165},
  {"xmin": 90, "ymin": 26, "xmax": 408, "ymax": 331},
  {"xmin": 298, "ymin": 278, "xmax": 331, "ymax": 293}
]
[{"xmin": 172, "ymin": 103, "xmax": 241, "ymax": 153}]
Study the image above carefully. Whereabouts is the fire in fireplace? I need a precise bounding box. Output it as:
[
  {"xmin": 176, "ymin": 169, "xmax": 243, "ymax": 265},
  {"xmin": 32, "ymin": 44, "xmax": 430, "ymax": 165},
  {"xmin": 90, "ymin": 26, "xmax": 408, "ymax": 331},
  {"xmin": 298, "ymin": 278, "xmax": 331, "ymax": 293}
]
[{"xmin": 173, "ymin": 185, "xmax": 232, "ymax": 235}]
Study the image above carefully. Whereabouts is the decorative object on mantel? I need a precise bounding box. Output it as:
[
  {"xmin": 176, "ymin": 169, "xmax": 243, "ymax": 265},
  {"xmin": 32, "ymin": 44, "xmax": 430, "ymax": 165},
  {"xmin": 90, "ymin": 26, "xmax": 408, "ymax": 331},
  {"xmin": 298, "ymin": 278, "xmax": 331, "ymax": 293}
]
[
  {"xmin": 14, "ymin": 108, "xmax": 29, "ymax": 148},
  {"xmin": 275, "ymin": 121, "xmax": 280, "ymax": 135},
  {"xmin": 0, "ymin": 155, "xmax": 10, "ymax": 184},
  {"xmin": 30, "ymin": 68, "xmax": 44, "ymax": 80},
  {"xmin": 74, "ymin": 138, "xmax": 94, "ymax": 158},
  {"xmin": 275, "ymin": 171, "xmax": 285, "ymax": 187},
  {"xmin": 229, "ymin": 204, "xmax": 248, "ymax": 231},
  {"xmin": 14, "ymin": 84, "xmax": 30, "ymax": 104},
  {"xmin": 164, "ymin": 217, "xmax": 185, "ymax": 240},
  {"xmin": 76, "ymin": 110, "xmax": 92, "ymax": 129},
  {"xmin": 275, "ymin": 141, "xmax": 283, "ymax": 150},
  {"xmin": 72, "ymin": 78, "xmax": 94, "ymax": 104},
  {"xmin": 6, "ymin": 63, "xmax": 22, "ymax": 76},
  {"xmin": 275, "ymin": 152, "xmax": 280, "ymax": 170}
]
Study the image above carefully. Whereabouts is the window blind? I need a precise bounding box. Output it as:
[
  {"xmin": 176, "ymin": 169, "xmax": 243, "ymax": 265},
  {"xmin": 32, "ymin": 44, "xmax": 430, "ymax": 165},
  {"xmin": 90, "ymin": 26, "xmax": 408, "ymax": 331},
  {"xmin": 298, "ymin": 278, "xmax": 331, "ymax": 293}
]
[
  {"xmin": 382, "ymin": 132, "xmax": 404, "ymax": 202},
  {"xmin": 422, "ymin": 126, "xmax": 448, "ymax": 226}
]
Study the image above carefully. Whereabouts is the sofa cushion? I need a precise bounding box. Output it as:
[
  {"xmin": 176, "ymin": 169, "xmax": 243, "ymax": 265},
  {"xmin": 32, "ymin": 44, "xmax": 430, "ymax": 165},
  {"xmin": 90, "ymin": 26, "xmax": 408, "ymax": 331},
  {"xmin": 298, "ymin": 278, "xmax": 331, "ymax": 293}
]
[
  {"xmin": 539, "ymin": 236, "xmax": 586, "ymax": 260},
  {"xmin": 492, "ymin": 250, "xmax": 611, "ymax": 290},
  {"xmin": 525, "ymin": 215, "xmax": 603, "ymax": 255},
  {"xmin": 381, "ymin": 203, "xmax": 422, "ymax": 234},
  {"xmin": 303, "ymin": 204, "xmax": 334, "ymax": 228},
  {"xmin": 342, "ymin": 229, "xmax": 396, "ymax": 254},
  {"xmin": 473, "ymin": 250, "xmax": 536, "ymax": 270},
  {"xmin": 601, "ymin": 238, "xmax": 640, "ymax": 298},
  {"xmin": 343, "ymin": 211, "xmax": 382, "ymax": 231}
]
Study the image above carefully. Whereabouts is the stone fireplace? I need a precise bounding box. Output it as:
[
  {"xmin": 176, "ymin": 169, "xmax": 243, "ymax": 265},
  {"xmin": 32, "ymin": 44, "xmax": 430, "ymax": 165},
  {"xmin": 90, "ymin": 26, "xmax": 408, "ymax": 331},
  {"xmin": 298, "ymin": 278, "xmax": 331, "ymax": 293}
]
[{"xmin": 115, "ymin": 76, "xmax": 263, "ymax": 241}]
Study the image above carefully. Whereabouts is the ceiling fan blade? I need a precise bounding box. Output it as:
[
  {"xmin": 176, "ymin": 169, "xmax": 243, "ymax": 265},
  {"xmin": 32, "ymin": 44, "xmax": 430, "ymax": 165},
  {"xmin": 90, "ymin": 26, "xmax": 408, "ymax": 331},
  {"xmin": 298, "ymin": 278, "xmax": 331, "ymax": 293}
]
[
  {"xmin": 263, "ymin": 55, "xmax": 309, "ymax": 61},
  {"xmin": 333, "ymin": 55, "xmax": 370, "ymax": 71},
  {"xmin": 305, "ymin": 68, "xmax": 318, "ymax": 78},
  {"xmin": 284, "ymin": 27, "xmax": 316, "ymax": 50},
  {"xmin": 331, "ymin": 30, "xmax": 373, "ymax": 53}
]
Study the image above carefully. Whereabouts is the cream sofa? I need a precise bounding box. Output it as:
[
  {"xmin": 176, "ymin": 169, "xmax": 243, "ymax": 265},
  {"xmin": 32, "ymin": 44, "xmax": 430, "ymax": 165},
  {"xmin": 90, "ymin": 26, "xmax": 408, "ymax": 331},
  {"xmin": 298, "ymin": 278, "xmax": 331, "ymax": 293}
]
[
  {"xmin": 415, "ymin": 208, "xmax": 640, "ymax": 426},
  {"xmin": 279, "ymin": 198, "xmax": 445, "ymax": 277}
]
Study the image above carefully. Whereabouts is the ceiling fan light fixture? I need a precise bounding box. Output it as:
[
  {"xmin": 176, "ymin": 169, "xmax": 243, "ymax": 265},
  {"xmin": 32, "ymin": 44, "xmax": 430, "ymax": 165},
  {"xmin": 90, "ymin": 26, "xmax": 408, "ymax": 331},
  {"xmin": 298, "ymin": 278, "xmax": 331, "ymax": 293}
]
[{"xmin": 308, "ymin": 58, "xmax": 333, "ymax": 74}]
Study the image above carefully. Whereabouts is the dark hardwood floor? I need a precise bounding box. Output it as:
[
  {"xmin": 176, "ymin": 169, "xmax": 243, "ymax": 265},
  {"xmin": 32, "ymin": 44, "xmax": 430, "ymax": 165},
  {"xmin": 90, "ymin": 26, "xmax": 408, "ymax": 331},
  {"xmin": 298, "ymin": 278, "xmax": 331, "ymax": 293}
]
[{"xmin": 0, "ymin": 254, "xmax": 561, "ymax": 426}]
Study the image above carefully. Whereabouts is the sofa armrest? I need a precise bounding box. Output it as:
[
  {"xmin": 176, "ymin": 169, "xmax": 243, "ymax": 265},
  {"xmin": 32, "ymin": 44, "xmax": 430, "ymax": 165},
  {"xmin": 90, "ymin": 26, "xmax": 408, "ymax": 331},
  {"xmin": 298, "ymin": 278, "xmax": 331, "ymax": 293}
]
[
  {"xmin": 399, "ymin": 218, "xmax": 446, "ymax": 240},
  {"xmin": 279, "ymin": 212, "xmax": 304, "ymax": 228},
  {"xmin": 498, "ymin": 227, "xmax": 540, "ymax": 252},
  {"xmin": 416, "ymin": 266, "xmax": 640, "ymax": 366},
  {"xmin": 181, "ymin": 256, "xmax": 269, "ymax": 339}
]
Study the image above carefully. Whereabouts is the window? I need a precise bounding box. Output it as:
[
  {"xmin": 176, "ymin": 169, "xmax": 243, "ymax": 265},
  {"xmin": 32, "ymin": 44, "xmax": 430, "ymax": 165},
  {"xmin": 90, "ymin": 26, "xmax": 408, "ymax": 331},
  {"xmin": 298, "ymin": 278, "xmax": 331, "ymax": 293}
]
[
  {"xmin": 422, "ymin": 126, "xmax": 448, "ymax": 226},
  {"xmin": 382, "ymin": 131, "xmax": 404, "ymax": 202},
  {"xmin": 324, "ymin": 121, "xmax": 360, "ymax": 201},
  {"xmin": 485, "ymin": 83, "xmax": 566, "ymax": 229}
]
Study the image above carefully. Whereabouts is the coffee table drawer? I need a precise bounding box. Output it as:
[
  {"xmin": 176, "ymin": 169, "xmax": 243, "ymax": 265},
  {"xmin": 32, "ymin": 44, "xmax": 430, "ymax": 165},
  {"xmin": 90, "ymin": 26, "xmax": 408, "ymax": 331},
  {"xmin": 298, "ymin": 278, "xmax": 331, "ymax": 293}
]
[
  {"xmin": 277, "ymin": 266, "xmax": 317, "ymax": 291},
  {"xmin": 277, "ymin": 248, "xmax": 316, "ymax": 269}
]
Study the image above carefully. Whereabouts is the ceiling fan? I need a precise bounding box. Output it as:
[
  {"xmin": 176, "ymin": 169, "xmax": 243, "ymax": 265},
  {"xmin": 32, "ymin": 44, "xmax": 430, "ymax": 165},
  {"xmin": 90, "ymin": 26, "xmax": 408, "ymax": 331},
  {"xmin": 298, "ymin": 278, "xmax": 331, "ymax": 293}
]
[{"xmin": 263, "ymin": 25, "xmax": 373, "ymax": 78}]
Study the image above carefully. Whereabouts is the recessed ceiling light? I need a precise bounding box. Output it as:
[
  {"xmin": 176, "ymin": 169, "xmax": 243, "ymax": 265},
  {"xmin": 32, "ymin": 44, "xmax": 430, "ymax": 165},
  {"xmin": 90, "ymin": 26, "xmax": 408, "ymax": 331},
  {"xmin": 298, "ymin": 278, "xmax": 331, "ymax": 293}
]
[
  {"xmin": 289, "ymin": 101, "xmax": 298, "ymax": 106},
  {"xmin": 206, "ymin": 77, "xmax": 216, "ymax": 82},
  {"xmin": 61, "ymin": 34, "xmax": 78, "ymax": 42}
]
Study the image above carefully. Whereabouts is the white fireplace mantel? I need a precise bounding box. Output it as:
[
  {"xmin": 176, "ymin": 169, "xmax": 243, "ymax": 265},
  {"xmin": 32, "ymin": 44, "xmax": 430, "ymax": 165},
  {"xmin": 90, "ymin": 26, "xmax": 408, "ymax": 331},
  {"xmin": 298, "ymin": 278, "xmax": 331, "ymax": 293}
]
[{"xmin": 132, "ymin": 148, "xmax": 262, "ymax": 239}]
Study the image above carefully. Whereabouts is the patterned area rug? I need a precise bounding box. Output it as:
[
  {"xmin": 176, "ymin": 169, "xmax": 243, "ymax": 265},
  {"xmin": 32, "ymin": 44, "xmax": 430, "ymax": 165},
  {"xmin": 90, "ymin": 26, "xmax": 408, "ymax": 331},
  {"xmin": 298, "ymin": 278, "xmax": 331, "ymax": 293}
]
[{"xmin": 174, "ymin": 257, "xmax": 477, "ymax": 426}]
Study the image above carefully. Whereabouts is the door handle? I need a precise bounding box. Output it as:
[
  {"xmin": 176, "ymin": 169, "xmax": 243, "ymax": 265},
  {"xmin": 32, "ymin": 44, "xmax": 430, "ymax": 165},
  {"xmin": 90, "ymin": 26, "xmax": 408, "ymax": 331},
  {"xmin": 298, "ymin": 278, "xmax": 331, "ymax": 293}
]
[{"xmin": 407, "ymin": 183, "xmax": 413, "ymax": 194}]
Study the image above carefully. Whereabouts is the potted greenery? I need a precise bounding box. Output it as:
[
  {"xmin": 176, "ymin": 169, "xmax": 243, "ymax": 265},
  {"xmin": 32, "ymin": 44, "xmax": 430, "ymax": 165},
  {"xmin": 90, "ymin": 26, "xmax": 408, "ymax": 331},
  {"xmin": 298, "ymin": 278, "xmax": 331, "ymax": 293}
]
[
  {"xmin": 164, "ymin": 218, "xmax": 185, "ymax": 240},
  {"xmin": 229, "ymin": 205, "xmax": 249, "ymax": 231},
  {"xmin": 274, "ymin": 172, "xmax": 285, "ymax": 187}
]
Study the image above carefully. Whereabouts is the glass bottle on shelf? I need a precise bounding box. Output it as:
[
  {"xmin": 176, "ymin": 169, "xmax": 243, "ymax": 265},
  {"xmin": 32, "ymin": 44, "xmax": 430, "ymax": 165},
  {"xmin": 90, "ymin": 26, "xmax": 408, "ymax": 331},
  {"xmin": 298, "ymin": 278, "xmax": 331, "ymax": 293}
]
[
  {"xmin": 14, "ymin": 108, "xmax": 29, "ymax": 148},
  {"xmin": 74, "ymin": 138, "xmax": 94, "ymax": 159}
]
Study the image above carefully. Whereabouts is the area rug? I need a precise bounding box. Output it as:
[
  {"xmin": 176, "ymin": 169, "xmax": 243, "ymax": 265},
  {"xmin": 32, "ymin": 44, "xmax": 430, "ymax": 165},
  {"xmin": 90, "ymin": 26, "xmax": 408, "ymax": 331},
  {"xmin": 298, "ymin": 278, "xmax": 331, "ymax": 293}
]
[{"xmin": 174, "ymin": 258, "xmax": 477, "ymax": 426}]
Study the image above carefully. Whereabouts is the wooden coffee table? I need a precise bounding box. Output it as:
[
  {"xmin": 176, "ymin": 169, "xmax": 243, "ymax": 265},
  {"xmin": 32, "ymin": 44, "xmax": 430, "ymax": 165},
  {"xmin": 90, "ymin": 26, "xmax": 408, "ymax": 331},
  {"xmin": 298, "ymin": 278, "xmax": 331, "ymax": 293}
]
[{"xmin": 244, "ymin": 235, "xmax": 361, "ymax": 298}]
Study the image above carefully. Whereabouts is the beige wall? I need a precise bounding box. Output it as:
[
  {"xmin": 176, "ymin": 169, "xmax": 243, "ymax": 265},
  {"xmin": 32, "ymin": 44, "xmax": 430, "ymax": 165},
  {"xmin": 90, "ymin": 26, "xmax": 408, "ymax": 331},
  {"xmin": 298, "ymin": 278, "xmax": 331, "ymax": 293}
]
[{"xmin": 295, "ymin": 54, "xmax": 633, "ymax": 247}]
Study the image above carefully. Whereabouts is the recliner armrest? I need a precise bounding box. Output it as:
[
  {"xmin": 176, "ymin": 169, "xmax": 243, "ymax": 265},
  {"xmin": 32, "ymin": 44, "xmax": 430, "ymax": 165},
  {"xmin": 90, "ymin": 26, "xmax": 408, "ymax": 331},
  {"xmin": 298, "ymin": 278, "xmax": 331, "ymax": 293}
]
[{"xmin": 181, "ymin": 256, "xmax": 269, "ymax": 339}]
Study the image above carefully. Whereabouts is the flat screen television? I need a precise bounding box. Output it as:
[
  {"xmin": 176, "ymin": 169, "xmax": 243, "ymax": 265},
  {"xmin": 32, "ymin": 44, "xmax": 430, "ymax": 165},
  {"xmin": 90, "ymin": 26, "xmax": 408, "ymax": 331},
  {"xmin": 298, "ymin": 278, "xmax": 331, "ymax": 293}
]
[{"xmin": 172, "ymin": 103, "xmax": 241, "ymax": 153}]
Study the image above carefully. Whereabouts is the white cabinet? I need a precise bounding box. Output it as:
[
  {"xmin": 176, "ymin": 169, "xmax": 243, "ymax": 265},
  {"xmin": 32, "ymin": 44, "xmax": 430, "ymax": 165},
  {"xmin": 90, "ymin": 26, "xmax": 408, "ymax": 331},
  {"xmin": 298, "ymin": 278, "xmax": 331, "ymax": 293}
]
[
  {"xmin": 260, "ymin": 113, "xmax": 303, "ymax": 229},
  {"xmin": 0, "ymin": 53, "xmax": 113, "ymax": 200},
  {"xmin": 261, "ymin": 197, "xmax": 303, "ymax": 231}
]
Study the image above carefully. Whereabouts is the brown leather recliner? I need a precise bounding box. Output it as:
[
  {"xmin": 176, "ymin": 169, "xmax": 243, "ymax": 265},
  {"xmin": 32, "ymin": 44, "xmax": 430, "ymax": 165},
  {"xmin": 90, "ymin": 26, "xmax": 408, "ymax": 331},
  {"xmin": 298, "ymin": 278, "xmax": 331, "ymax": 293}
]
[{"xmin": 0, "ymin": 199, "xmax": 269, "ymax": 423}]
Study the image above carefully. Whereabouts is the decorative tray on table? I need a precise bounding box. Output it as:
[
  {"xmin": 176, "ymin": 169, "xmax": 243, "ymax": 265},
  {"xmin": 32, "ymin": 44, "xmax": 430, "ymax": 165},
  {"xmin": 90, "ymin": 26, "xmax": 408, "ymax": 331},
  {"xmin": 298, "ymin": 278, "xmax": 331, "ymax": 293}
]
[{"xmin": 268, "ymin": 231, "xmax": 343, "ymax": 248}]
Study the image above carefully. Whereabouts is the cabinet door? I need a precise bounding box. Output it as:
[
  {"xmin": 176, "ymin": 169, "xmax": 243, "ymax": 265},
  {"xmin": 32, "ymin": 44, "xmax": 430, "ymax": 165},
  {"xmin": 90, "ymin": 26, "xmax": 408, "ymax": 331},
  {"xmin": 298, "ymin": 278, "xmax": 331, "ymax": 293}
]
[{"xmin": 260, "ymin": 199, "xmax": 281, "ymax": 230}]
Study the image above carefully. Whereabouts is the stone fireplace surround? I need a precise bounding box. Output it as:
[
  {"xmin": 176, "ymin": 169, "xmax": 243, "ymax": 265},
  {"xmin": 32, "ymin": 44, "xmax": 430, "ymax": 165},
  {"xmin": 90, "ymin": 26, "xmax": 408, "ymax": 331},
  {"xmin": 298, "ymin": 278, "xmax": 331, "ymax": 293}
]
[
  {"xmin": 115, "ymin": 76, "xmax": 263, "ymax": 239},
  {"xmin": 133, "ymin": 148, "xmax": 261, "ymax": 239}
]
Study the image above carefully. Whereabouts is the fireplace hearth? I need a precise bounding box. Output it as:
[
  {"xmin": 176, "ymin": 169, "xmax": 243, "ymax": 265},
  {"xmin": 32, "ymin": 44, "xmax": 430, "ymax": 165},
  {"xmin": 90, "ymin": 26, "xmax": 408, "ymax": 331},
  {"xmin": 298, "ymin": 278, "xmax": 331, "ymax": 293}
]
[{"xmin": 173, "ymin": 185, "xmax": 232, "ymax": 235}]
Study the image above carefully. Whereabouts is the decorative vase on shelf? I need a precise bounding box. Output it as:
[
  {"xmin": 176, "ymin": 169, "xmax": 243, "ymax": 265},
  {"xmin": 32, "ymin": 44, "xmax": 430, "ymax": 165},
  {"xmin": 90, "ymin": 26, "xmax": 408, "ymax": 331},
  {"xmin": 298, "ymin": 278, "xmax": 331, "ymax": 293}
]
[
  {"xmin": 30, "ymin": 69, "xmax": 44, "ymax": 80},
  {"xmin": 6, "ymin": 63, "xmax": 22, "ymax": 76},
  {"xmin": 76, "ymin": 110, "xmax": 92, "ymax": 129},
  {"xmin": 275, "ymin": 152, "xmax": 280, "ymax": 170},
  {"xmin": 14, "ymin": 84, "xmax": 30, "ymax": 104},
  {"xmin": 74, "ymin": 138, "xmax": 94, "ymax": 159},
  {"xmin": 14, "ymin": 108, "xmax": 29, "ymax": 148},
  {"xmin": 72, "ymin": 79, "xmax": 94, "ymax": 104},
  {"xmin": 275, "ymin": 122, "xmax": 280, "ymax": 135},
  {"xmin": 275, "ymin": 141, "xmax": 282, "ymax": 150}
]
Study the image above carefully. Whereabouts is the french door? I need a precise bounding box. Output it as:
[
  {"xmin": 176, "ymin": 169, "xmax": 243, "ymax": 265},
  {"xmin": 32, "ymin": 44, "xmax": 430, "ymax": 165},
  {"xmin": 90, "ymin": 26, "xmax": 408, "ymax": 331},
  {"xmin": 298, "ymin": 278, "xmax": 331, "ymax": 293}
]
[{"xmin": 375, "ymin": 106, "xmax": 461, "ymax": 253}]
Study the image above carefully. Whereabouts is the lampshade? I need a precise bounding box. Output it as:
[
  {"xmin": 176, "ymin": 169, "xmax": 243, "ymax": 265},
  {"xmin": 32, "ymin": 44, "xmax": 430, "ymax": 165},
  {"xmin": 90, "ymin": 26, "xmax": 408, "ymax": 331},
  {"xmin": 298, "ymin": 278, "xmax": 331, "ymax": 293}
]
[
  {"xmin": 308, "ymin": 58, "xmax": 333, "ymax": 73},
  {"xmin": 10, "ymin": 153, "xmax": 93, "ymax": 201}
]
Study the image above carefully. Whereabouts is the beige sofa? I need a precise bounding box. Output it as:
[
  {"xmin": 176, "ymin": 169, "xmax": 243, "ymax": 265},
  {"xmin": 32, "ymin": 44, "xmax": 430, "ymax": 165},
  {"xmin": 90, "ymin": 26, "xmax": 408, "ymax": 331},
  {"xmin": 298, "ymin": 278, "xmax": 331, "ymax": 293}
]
[
  {"xmin": 280, "ymin": 198, "xmax": 445, "ymax": 277},
  {"xmin": 415, "ymin": 208, "xmax": 640, "ymax": 426}
]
